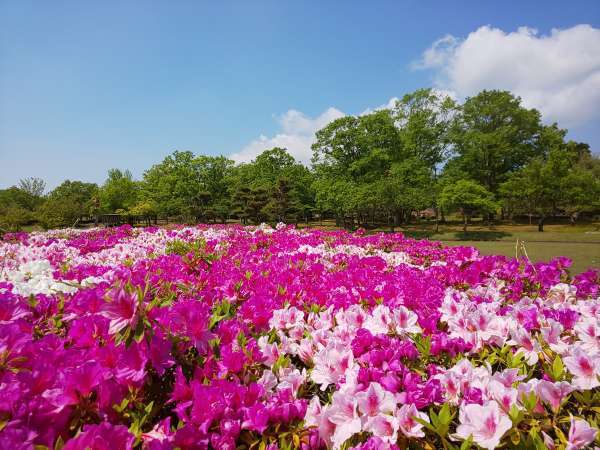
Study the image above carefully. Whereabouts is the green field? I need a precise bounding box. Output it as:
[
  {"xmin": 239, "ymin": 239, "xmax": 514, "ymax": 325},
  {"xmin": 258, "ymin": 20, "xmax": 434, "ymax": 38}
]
[
  {"xmin": 297, "ymin": 221, "xmax": 600, "ymax": 274},
  {"xmin": 440, "ymin": 240, "xmax": 598, "ymax": 275},
  {"xmin": 415, "ymin": 225, "xmax": 600, "ymax": 275}
]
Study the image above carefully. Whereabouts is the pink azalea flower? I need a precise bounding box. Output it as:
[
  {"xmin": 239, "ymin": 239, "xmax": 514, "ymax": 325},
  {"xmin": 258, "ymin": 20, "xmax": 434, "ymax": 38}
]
[
  {"xmin": 564, "ymin": 346, "xmax": 600, "ymax": 390},
  {"xmin": 454, "ymin": 401, "xmax": 512, "ymax": 450},
  {"xmin": 329, "ymin": 392, "xmax": 362, "ymax": 450},
  {"xmin": 397, "ymin": 403, "xmax": 428, "ymax": 438},
  {"xmin": 310, "ymin": 345, "xmax": 354, "ymax": 390},
  {"xmin": 507, "ymin": 325, "xmax": 541, "ymax": 365},
  {"xmin": 542, "ymin": 431, "xmax": 556, "ymax": 450},
  {"xmin": 63, "ymin": 422, "xmax": 135, "ymax": 450},
  {"xmin": 100, "ymin": 286, "xmax": 138, "ymax": 335},
  {"xmin": 567, "ymin": 416, "xmax": 598, "ymax": 450},
  {"xmin": 392, "ymin": 306, "xmax": 421, "ymax": 334},
  {"xmin": 536, "ymin": 380, "xmax": 573, "ymax": 412},
  {"xmin": 574, "ymin": 318, "xmax": 600, "ymax": 354},
  {"xmin": 356, "ymin": 382, "xmax": 396, "ymax": 416},
  {"xmin": 541, "ymin": 319, "xmax": 569, "ymax": 354},
  {"xmin": 304, "ymin": 397, "xmax": 336, "ymax": 447},
  {"xmin": 363, "ymin": 414, "xmax": 400, "ymax": 444},
  {"xmin": 487, "ymin": 380, "xmax": 518, "ymax": 413}
]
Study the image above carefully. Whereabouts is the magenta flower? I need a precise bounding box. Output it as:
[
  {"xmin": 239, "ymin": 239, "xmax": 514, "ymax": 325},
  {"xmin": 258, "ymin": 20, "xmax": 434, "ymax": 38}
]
[
  {"xmin": 63, "ymin": 422, "xmax": 135, "ymax": 450},
  {"xmin": 100, "ymin": 286, "xmax": 139, "ymax": 335}
]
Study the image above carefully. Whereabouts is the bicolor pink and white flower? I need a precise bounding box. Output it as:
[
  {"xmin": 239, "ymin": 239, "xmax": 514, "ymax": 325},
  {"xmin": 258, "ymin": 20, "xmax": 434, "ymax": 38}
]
[
  {"xmin": 564, "ymin": 346, "xmax": 600, "ymax": 390},
  {"xmin": 454, "ymin": 401, "xmax": 512, "ymax": 450}
]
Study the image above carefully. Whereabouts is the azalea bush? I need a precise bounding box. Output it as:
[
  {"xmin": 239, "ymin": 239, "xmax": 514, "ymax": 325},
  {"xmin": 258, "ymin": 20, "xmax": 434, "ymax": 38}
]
[{"xmin": 0, "ymin": 223, "xmax": 599, "ymax": 450}]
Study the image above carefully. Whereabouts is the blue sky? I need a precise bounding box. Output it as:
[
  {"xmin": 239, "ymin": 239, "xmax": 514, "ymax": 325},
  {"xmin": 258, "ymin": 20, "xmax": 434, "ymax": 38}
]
[{"xmin": 1, "ymin": 0, "xmax": 599, "ymax": 189}]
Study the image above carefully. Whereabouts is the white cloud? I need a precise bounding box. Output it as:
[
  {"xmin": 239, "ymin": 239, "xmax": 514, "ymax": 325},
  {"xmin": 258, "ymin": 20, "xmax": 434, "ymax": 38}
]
[
  {"xmin": 229, "ymin": 107, "xmax": 345, "ymax": 164},
  {"xmin": 413, "ymin": 24, "xmax": 600, "ymax": 127},
  {"xmin": 360, "ymin": 97, "xmax": 399, "ymax": 116}
]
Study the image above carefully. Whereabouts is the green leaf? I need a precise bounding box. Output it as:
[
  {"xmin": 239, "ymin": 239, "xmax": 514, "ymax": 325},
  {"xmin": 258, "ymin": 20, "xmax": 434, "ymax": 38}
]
[
  {"xmin": 552, "ymin": 355, "xmax": 564, "ymax": 380},
  {"xmin": 414, "ymin": 417, "xmax": 437, "ymax": 434},
  {"xmin": 460, "ymin": 435, "xmax": 473, "ymax": 450}
]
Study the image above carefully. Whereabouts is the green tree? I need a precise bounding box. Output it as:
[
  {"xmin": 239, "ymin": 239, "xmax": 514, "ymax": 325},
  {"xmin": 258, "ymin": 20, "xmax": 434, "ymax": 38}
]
[
  {"xmin": 500, "ymin": 148, "xmax": 600, "ymax": 231},
  {"xmin": 100, "ymin": 169, "xmax": 139, "ymax": 213},
  {"xmin": 439, "ymin": 180, "xmax": 497, "ymax": 232},
  {"xmin": 393, "ymin": 88, "xmax": 456, "ymax": 173},
  {"xmin": 229, "ymin": 148, "xmax": 315, "ymax": 224},
  {"xmin": 0, "ymin": 187, "xmax": 34, "ymax": 231},
  {"xmin": 448, "ymin": 90, "xmax": 543, "ymax": 195},
  {"xmin": 142, "ymin": 151, "xmax": 235, "ymax": 222},
  {"xmin": 38, "ymin": 180, "xmax": 99, "ymax": 229}
]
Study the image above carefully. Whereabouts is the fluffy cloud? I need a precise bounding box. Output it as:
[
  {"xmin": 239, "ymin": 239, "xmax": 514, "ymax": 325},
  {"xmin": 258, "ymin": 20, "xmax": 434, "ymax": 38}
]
[
  {"xmin": 229, "ymin": 107, "xmax": 345, "ymax": 164},
  {"xmin": 413, "ymin": 24, "xmax": 600, "ymax": 127}
]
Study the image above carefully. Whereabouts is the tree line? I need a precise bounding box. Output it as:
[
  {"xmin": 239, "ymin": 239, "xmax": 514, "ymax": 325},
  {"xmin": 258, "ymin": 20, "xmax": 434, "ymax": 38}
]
[{"xmin": 1, "ymin": 89, "xmax": 599, "ymax": 232}]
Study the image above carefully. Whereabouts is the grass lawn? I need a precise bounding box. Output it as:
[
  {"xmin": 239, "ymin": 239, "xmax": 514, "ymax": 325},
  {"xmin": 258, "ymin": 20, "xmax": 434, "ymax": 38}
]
[
  {"xmin": 440, "ymin": 240, "xmax": 599, "ymax": 275},
  {"xmin": 297, "ymin": 220, "xmax": 600, "ymax": 274}
]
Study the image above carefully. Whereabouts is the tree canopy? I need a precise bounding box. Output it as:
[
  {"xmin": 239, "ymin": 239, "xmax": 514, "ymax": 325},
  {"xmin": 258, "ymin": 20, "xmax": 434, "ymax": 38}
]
[{"xmin": 2, "ymin": 88, "xmax": 598, "ymax": 232}]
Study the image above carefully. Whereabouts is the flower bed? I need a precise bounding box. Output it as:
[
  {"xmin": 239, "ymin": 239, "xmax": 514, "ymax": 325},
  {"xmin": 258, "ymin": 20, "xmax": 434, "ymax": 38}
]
[{"xmin": 0, "ymin": 224, "xmax": 599, "ymax": 449}]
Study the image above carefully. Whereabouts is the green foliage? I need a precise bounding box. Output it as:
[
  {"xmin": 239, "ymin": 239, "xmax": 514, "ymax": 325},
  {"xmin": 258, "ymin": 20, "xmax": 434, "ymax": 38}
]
[
  {"xmin": 100, "ymin": 169, "xmax": 139, "ymax": 213},
  {"xmin": 440, "ymin": 179, "xmax": 498, "ymax": 231},
  {"xmin": 141, "ymin": 151, "xmax": 235, "ymax": 221},
  {"xmin": 5, "ymin": 88, "xmax": 598, "ymax": 231},
  {"xmin": 447, "ymin": 90, "xmax": 544, "ymax": 194},
  {"xmin": 500, "ymin": 146, "xmax": 600, "ymax": 230},
  {"xmin": 37, "ymin": 180, "xmax": 98, "ymax": 229}
]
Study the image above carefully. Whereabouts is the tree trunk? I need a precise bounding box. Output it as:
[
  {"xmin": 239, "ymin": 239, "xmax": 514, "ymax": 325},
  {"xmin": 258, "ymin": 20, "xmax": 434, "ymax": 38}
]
[
  {"xmin": 463, "ymin": 214, "xmax": 468, "ymax": 232},
  {"xmin": 538, "ymin": 216, "xmax": 545, "ymax": 232}
]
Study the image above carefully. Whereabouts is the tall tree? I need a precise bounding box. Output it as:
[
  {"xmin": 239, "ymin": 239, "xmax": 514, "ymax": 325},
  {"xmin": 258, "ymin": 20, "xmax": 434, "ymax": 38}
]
[
  {"xmin": 100, "ymin": 169, "xmax": 139, "ymax": 213},
  {"xmin": 19, "ymin": 177, "xmax": 46, "ymax": 198},
  {"xmin": 448, "ymin": 90, "xmax": 543, "ymax": 195}
]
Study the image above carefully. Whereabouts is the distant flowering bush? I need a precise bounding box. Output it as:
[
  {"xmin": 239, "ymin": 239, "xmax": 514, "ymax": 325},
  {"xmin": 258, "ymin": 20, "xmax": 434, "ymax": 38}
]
[{"xmin": 0, "ymin": 223, "xmax": 599, "ymax": 449}]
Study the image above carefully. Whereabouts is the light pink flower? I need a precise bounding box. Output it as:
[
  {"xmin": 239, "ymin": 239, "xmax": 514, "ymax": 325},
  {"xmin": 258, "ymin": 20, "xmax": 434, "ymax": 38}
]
[
  {"xmin": 487, "ymin": 380, "xmax": 518, "ymax": 413},
  {"xmin": 356, "ymin": 382, "xmax": 396, "ymax": 416},
  {"xmin": 542, "ymin": 431, "xmax": 556, "ymax": 450},
  {"xmin": 507, "ymin": 325, "xmax": 541, "ymax": 365},
  {"xmin": 491, "ymin": 368, "xmax": 526, "ymax": 388},
  {"xmin": 364, "ymin": 305, "xmax": 393, "ymax": 335},
  {"xmin": 567, "ymin": 416, "xmax": 598, "ymax": 450},
  {"xmin": 363, "ymin": 414, "xmax": 400, "ymax": 444},
  {"xmin": 329, "ymin": 392, "xmax": 362, "ymax": 449},
  {"xmin": 564, "ymin": 346, "xmax": 600, "ymax": 390},
  {"xmin": 541, "ymin": 319, "xmax": 569, "ymax": 355},
  {"xmin": 257, "ymin": 336, "xmax": 281, "ymax": 367},
  {"xmin": 397, "ymin": 403, "xmax": 428, "ymax": 438},
  {"xmin": 305, "ymin": 398, "xmax": 336, "ymax": 447},
  {"xmin": 311, "ymin": 345, "xmax": 354, "ymax": 390},
  {"xmin": 536, "ymin": 380, "xmax": 573, "ymax": 412},
  {"xmin": 392, "ymin": 306, "xmax": 421, "ymax": 334},
  {"xmin": 575, "ymin": 318, "xmax": 600, "ymax": 355},
  {"xmin": 277, "ymin": 367, "xmax": 306, "ymax": 397},
  {"xmin": 454, "ymin": 401, "xmax": 512, "ymax": 450}
]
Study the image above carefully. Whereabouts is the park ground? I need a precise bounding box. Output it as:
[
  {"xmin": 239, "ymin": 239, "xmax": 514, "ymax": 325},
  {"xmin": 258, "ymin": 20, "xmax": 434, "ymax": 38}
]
[{"xmin": 296, "ymin": 220, "xmax": 600, "ymax": 275}]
